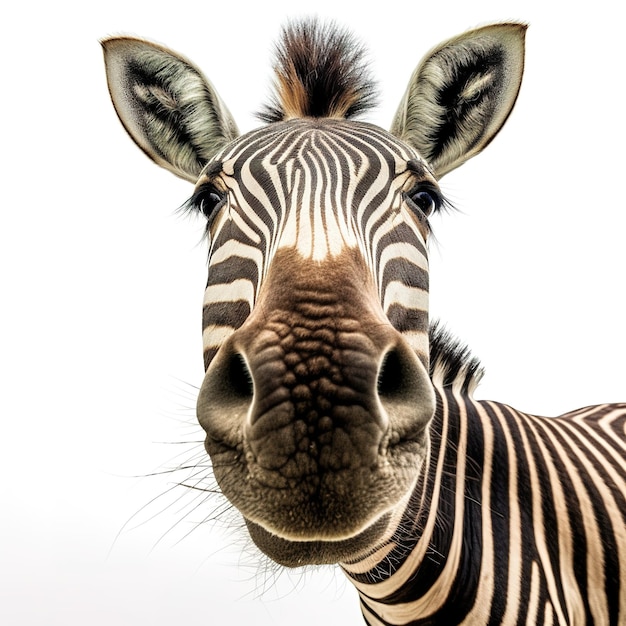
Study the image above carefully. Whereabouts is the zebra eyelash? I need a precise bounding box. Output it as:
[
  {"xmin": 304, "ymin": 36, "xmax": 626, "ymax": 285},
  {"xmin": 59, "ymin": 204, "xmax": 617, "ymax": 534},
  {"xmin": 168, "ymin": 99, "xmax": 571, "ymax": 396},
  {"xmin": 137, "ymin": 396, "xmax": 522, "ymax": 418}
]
[
  {"xmin": 402, "ymin": 184, "xmax": 453, "ymax": 234},
  {"xmin": 185, "ymin": 184, "xmax": 227, "ymax": 218},
  {"xmin": 402, "ymin": 160, "xmax": 454, "ymax": 219},
  {"xmin": 405, "ymin": 183, "xmax": 445, "ymax": 215},
  {"xmin": 181, "ymin": 184, "xmax": 228, "ymax": 239}
]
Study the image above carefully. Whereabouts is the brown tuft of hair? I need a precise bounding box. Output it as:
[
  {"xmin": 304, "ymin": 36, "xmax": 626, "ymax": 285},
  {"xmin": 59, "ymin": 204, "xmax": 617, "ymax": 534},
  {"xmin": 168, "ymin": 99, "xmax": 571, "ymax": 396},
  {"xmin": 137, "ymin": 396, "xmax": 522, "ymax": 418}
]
[{"xmin": 258, "ymin": 19, "xmax": 379, "ymax": 123}]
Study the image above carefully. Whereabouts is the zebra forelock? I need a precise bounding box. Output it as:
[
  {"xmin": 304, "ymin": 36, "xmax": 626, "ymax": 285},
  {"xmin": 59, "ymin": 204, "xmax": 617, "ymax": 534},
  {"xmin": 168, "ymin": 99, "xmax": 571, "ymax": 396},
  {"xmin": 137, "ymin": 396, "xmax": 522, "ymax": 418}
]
[{"xmin": 258, "ymin": 20, "xmax": 379, "ymax": 123}]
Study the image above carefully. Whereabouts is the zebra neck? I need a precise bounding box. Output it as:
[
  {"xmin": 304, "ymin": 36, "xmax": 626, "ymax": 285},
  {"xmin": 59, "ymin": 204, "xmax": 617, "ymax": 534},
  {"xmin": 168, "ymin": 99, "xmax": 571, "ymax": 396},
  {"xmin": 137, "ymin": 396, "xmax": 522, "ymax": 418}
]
[{"xmin": 342, "ymin": 387, "xmax": 486, "ymax": 621}]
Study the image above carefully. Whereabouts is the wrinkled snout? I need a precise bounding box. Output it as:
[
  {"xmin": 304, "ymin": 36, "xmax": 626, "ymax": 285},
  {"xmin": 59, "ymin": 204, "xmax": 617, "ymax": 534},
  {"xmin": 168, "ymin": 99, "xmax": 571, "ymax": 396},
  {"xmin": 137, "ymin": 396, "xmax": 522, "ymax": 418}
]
[
  {"xmin": 200, "ymin": 311, "xmax": 431, "ymax": 475},
  {"xmin": 196, "ymin": 249, "xmax": 435, "ymax": 560}
]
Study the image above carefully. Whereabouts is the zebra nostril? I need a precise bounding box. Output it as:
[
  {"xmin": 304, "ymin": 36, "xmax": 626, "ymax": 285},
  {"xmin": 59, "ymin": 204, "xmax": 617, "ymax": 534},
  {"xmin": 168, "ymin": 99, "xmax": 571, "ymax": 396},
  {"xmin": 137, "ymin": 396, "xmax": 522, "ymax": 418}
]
[
  {"xmin": 196, "ymin": 343, "xmax": 255, "ymax": 443},
  {"xmin": 376, "ymin": 341, "xmax": 435, "ymax": 439},
  {"xmin": 226, "ymin": 352, "xmax": 254, "ymax": 399},
  {"xmin": 377, "ymin": 348, "xmax": 409, "ymax": 399}
]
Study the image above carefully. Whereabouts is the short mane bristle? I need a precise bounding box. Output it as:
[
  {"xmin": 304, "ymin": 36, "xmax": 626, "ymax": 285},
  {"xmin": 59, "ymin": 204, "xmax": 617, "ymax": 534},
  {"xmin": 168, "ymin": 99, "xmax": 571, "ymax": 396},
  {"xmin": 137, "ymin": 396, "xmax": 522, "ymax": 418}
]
[
  {"xmin": 429, "ymin": 321, "xmax": 484, "ymax": 395},
  {"xmin": 258, "ymin": 18, "xmax": 379, "ymax": 123}
]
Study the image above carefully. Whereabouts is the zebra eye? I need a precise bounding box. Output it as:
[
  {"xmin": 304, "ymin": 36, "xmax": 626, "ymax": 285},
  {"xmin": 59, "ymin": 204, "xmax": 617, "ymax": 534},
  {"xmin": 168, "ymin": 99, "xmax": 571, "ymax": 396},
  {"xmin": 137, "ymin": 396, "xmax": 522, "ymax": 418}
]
[
  {"xmin": 407, "ymin": 186, "xmax": 440, "ymax": 217},
  {"xmin": 191, "ymin": 185, "xmax": 226, "ymax": 219}
]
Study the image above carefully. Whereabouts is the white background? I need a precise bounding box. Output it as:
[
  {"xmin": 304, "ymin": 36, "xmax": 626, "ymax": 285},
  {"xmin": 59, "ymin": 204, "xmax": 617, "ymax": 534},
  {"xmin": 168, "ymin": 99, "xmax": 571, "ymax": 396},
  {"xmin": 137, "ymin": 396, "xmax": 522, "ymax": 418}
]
[{"xmin": 2, "ymin": 0, "xmax": 624, "ymax": 624}]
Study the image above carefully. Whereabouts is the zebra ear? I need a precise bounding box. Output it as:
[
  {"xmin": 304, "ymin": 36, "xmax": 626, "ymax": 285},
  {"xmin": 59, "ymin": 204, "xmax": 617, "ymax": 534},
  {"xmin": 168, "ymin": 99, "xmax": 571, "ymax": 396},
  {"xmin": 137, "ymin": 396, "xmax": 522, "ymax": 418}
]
[
  {"xmin": 102, "ymin": 37, "xmax": 239, "ymax": 183},
  {"xmin": 390, "ymin": 23, "xmax": 526, "ymax": 179}
]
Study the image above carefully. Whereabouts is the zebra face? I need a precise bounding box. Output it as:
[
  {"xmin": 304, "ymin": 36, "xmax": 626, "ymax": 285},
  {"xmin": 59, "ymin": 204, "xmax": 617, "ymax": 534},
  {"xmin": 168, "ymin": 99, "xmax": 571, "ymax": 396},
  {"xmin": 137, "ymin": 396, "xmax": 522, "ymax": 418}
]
[
  {"xmin": 194, "ymin": 118, "xmax": 438, "ymax": 563},
  {"xmin": 103, "ymin": 20, "xmax": 525, "ymax": 566}
]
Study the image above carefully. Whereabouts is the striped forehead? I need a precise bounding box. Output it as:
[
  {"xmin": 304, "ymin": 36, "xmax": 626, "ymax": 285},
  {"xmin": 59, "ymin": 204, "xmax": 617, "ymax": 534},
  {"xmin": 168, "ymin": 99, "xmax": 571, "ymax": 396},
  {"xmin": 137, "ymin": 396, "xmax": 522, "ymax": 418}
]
[
  {"xmin": 200, "ymin": 118, "xmax": 432, "ymax": 366},
  {"xmin": 204, "ymin": 119, "xmax": 427, "ymax": 261},
  {"xmin": 215, "ymin": 119, "xmax": 421, "ymax": 173}
]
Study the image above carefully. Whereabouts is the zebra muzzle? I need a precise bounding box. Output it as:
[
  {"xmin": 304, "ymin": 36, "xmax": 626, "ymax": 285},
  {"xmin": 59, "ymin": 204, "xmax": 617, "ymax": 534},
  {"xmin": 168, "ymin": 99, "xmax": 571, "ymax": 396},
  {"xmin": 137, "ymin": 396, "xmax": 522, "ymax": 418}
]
[{"xmin": 196, "ymin": 294, "xmax": 435, "ymax": 555}]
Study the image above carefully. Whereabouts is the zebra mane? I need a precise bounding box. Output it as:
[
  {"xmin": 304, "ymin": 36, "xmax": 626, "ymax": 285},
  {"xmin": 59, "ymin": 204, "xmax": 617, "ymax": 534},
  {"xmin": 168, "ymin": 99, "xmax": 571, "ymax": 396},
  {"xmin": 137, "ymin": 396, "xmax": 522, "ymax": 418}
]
[
  {"xmin": 258, "ymin": 19, "xmax": 379, "ymax": 123},
  {"xmin": 429, "ymin": 321, "xmax": 484, "ymax": 394}
]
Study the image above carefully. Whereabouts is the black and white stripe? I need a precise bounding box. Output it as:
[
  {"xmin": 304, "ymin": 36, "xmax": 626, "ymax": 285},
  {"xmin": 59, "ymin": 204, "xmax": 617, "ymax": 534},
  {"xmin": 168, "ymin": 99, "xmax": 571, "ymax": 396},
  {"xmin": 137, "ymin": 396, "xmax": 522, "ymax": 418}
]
[
  {"xmin": 343, "ymin": 331, "xmax": 626, "ymax": 625},
  {"xmin": 196, "ymin": 119, "xmax": 433, "ymax": 369},
  {"xmin": 104, "ymin": 20, "xmax": 626, "ymax": 625}
]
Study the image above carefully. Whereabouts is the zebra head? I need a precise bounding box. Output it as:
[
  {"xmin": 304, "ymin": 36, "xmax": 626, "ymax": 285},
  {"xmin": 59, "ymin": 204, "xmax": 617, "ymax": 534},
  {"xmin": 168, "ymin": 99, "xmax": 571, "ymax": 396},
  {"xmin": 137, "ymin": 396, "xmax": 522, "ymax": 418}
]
[{"xmin": 103, "ymin": 21, "xmax": 525, "ymax": 566}]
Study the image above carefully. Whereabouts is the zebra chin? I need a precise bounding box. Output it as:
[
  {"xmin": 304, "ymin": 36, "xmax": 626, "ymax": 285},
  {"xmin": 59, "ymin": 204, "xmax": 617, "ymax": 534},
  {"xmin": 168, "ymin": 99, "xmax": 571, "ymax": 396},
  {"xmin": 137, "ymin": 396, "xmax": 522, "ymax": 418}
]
[
  {"xmin": 202, "ymin": 423, "xmax": 431, "ymax": 566},
  {"xmin": 243, "ymin": 508, "xmax": 401, "ymax": 566}
]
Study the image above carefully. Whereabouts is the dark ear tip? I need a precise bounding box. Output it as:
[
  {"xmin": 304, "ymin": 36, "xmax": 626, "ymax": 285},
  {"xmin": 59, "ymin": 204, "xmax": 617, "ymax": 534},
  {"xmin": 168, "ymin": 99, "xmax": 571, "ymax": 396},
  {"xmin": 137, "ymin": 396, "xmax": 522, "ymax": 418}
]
[
  {"xmin": 100, "ymin": 36, "xmax": 128, "ymax": 50},
  {"xmin": 100, "ymin": 37, "xmax": 115, "ymax": 56},
  {"xmin": 100, "ymin": 37, "xmax": 136, "ymax": 63},
  {"xmin": 467, "ymin": 22, "xmax": 528, "ymax": 46},
  {"xmin": 501, "ymin": 21, "xmax": 528, "ymax": 31},
  {"xmin": 492, "ymin": 22, "xmax": 528, "ymax": 48}
]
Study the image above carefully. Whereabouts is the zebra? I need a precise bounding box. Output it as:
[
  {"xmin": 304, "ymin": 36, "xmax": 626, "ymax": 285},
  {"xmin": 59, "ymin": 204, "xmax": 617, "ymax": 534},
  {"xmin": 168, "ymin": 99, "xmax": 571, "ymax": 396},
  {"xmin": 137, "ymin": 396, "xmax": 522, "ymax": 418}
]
[{"xmin": 102, "ymin": 19, "xmax": 626, "ymax": 625}]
